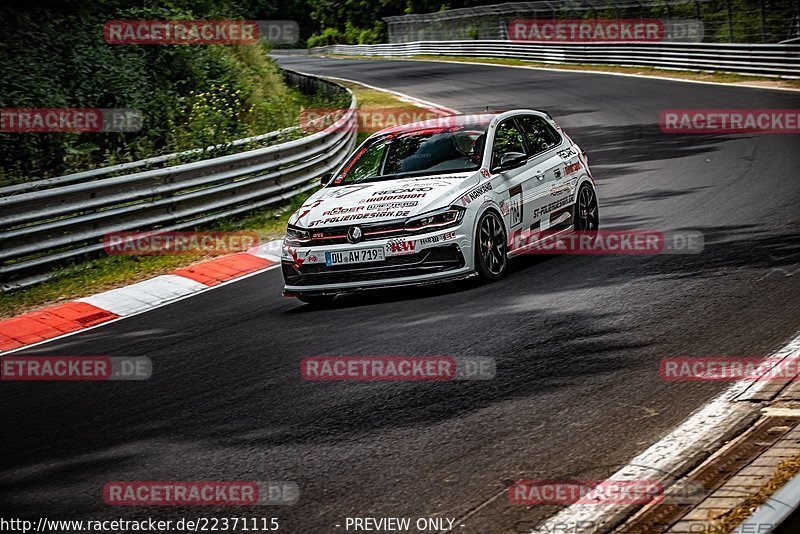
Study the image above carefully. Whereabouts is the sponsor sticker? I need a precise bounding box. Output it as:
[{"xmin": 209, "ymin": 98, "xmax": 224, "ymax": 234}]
[
  {"xmin": 360, "ymin": 193, "xmax": 428, "ymax": 203},
  {"xmin": 459, "ymin": 182, "xmax": 493, "ymax": 206},
  {"xmin": 508, "ymin": 185, "xmax": 523, "ymax": 227},
  {"xmin": 386, "ymin": 239, "xmax": 417, "ymax": 255},
  {"xmin": 367, "ymin": 201, "xmax": 419, "ymax": 211},
  {"xmin": 556, "ymin": 147, "xmax": 577, "ymax": 160},
  {"xmin": 322, "ymin": 206, "xmax": 364, "ymax": 216},
  {"xmin": 564, "ymin": 161, "xmax": 582, "ymax": 175},
  {"xmin": 374, "ymin": 187, "xmax": 433, "ymax": 195},
  {"xmin": 308, "ymin": 209, "xmax": 413, "ymax": 226}
]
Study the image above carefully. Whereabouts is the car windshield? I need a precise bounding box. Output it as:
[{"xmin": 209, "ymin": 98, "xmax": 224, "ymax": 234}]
[{"xmin": 331, "ymin": 123, "xmax": 489, "ymax": 186}]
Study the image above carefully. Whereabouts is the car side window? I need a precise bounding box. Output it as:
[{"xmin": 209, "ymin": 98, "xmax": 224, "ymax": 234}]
[
  {"xmin": 517, "ymin": 115, "xmax": 561, "ymax": 156},
  {"xmin": 491, "ymin": 120, "xmax": 527, "ymax": 169}
]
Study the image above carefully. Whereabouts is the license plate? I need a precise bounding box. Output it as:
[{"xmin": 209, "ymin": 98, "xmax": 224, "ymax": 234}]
[{"xmin": 325, "ymin": 247, "xmax": 385, "ymax": 266}]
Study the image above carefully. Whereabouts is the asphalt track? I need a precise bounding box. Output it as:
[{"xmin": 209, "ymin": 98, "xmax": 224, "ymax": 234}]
[{"xmin": 2, "ymin": 57, "xmax": 800, "ymax": 533}]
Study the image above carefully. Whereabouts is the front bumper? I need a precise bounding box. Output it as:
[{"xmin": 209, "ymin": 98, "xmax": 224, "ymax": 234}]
[{"xmin": 281, "ymin": 227, "xmax": 473, "ymax": 295}]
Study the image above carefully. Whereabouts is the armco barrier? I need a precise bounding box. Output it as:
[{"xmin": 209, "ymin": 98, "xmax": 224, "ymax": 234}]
[
  {"xmin": 310, "ymin": 40, "xmax": 800, "ymax": 78},
  {"xmin": 0, "ymin": 69, "xmax": 357, "ymax": 290}
]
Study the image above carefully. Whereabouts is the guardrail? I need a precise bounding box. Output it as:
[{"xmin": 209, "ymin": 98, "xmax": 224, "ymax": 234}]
[
  {"xmin": 0, "ymin": 69, "xmax": 357, "ymax": 290},
  {"xmin": 271, "ymin": 49, "xmax": 311, "ymax": 55},
  {"xmin": 735, "ymin": 471, "xmax": 800, "ymax": 533},
  {"xmin": 311, "ymin": 40, "xmax": 800, "ymax": 78}
]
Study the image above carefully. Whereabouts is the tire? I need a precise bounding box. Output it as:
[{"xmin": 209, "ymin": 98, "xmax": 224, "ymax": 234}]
[
  {"xmin": 474, "ymin": 210, "xmax": 508, "ymax": 281},
  {"xmin": 297, "ymin": 294, "xmax": 336, "ymax": 306},
  {"xmin": 574, "ymin": 183, "xmax": 600, "ymax": 233}
]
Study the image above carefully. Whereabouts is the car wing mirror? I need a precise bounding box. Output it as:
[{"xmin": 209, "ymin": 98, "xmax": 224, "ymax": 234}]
[
  {"xmin": 319, "ymin": 172, "xmax": 334, "ymax": 186},
  {"xmin": 497, "ymin": 152, "xmax": 527, "ymax": 172}
]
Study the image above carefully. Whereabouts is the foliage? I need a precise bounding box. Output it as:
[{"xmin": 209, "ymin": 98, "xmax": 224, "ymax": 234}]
[{"xmin": 0, "ymin": 1, "xmax": 329, "ymax": 185}]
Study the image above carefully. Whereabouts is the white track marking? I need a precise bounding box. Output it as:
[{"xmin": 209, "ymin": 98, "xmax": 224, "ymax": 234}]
[
  {"xmin": 79, "ymin": 275, "xmax": 208, "ymax": 316},
  {"xmin": 286, "ymin": 69, "xmax": 463, "ymax": 115},
  {"xmin": 531, "ymin": 330, "xmax": 800, "ymax": 533}
]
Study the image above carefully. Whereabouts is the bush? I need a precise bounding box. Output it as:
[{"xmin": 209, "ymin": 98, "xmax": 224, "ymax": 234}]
[{"xmin": 0, "ymin": 2, "xmax": 315, "ymax": 185}]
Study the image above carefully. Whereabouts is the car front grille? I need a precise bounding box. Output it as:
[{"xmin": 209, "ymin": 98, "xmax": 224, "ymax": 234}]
[
  {"xmin": 282, "ymin": 245, "xmax": 465, "ymax": 286},
  {"xmin": 308, "ymin": 221, "xmax": 408, "ymax": 246}
]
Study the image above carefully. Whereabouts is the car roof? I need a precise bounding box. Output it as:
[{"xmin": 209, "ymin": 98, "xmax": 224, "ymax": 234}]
[{"xmin": 373, "ymin": 109, "xmax": 553, "ymax": 137}]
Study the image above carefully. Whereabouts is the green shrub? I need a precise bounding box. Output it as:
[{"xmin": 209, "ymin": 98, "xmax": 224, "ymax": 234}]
[{"xmin": 0, "ymin": 2, "xmax": 328, "ymax": 185}]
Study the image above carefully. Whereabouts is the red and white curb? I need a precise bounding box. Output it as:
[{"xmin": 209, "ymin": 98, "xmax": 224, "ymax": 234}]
[{"xmin": 0, "ymin": 240, "xmax": 283, "ymax": 354}]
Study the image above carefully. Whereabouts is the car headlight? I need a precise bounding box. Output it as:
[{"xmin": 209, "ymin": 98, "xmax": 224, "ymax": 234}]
[
  {"xmin": 404, "ymin": 206, "xmax": 465, "ymax": 233},
  {"xmin": 285, "ymin": 225, "xmax": 311, "ymax": 246}
]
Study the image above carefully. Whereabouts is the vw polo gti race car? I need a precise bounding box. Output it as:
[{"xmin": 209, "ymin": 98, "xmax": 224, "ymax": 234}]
[{"xmin": 282, "ymin": 110, "xmax": 599, "ymax": 304}]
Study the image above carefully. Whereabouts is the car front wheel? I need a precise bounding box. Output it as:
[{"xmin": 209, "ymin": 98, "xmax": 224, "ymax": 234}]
[{"xmin": 474, "ymin": 210, "xmax": 508, "ymax": 281}]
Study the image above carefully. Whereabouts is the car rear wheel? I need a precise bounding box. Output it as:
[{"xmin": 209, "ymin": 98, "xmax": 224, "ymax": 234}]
[
  {"xmin": 574, "ymin": 183, "xmax": 599, "ymax": 232},
  {"xmin": 475, "ymin": 211, "xmax": 507, "ymax": 281}
]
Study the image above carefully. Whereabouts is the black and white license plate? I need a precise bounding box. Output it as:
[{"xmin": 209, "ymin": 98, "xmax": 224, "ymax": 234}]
[{"xmin": 325, "ymin": 247, "xmax": 385, "ymax": 266}]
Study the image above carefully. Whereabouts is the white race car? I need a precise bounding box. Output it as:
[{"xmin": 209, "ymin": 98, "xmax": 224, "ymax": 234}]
[{"xmin": 282, "ymin": 110, "xmax": 598, "ymax": 304}]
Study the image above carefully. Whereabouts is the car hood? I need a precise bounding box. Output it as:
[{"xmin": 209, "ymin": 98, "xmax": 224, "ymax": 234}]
[{"xmin": 289, "ymin": 172, "xmax": 480, "ymax": 228}]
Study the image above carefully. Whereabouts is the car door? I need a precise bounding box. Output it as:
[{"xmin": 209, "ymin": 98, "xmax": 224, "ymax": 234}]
[
  {"xmin": 489, "ymin": 118, "xmax": 542, "ymax": 251},
  {"xmin": 515, "ymin": 114, "xmax": 574, "ymax": 236}
]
